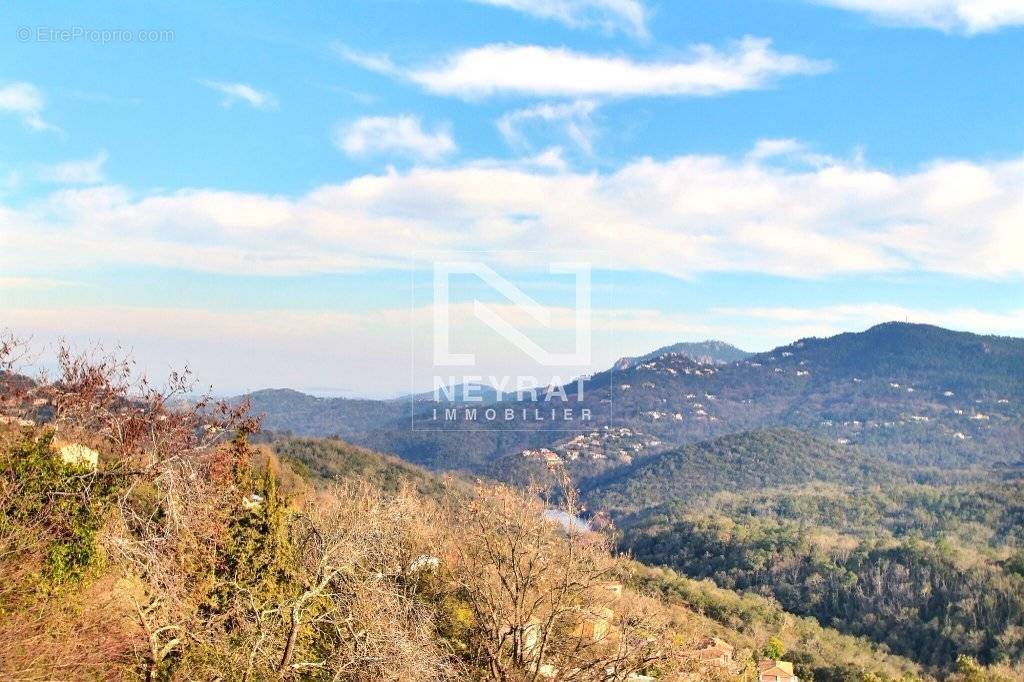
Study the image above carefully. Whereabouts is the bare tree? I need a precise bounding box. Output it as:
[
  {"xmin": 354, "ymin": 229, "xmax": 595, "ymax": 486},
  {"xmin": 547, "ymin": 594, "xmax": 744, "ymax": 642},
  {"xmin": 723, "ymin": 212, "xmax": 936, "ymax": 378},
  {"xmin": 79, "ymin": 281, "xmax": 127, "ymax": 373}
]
[{"xmin": 442, "ymin": 482, "xmax": 667, "ymax": 681}]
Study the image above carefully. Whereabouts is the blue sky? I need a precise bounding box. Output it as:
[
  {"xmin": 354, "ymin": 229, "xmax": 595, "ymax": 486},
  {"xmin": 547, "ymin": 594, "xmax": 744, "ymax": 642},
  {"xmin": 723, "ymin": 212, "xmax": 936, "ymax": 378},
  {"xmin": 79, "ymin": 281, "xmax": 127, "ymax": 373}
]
[{"xmin": 1, "ymin": 1, "xmax": 1022, "ymax": 396}]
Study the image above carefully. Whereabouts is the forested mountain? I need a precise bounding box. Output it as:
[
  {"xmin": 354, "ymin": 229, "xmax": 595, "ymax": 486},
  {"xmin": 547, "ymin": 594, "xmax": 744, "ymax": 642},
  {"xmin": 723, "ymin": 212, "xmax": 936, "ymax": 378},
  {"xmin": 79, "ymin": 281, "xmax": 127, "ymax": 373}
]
[
  {"xmin": 239, "ymin": 323, "xmax": 1024, "ymax": 472},
  {"xmin": 584, "ymin": 322, "xmax": 1023, "ymax": 469},
  {"xmin": 244, "ymin": 388, "xmax": 403, "ymax": 438},
  {"xmin": 580, "ymin": 428, "xmax": 901, "ymax": 514},
  {"xmin": 616, "ymin": 340, "xmax": 751, "ymax": 368},
  {"xmin": 620, "ymin": 511, "xmax": 1024, "ymax": 670},
  {"xmin": 572, "ymin": 427, "xmax": 1024, "ymax": 672}
]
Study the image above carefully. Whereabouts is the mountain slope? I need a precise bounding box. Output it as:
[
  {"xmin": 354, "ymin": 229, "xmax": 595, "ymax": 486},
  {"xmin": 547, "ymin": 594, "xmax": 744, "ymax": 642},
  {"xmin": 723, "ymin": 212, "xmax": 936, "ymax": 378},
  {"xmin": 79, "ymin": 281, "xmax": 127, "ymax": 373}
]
[
  {"xmin": 616, "ymin": 340, "xmax": 751, "ymax": 369},
  {"xmin": 582, "ymin": 428, "xmax": 898, "ymax": 515},
  {"xmin": 582, "ymin": 322, "xmax": 1024, "ymax": 468},
  {"xmin": 241, "ymin": 323, "xmax": 1024, "ymax": 471},
  {"xmin": 271, "ymin": 437, "xmax": 460, "ymax": 500},
  {"xmin": 243, "ymin": 388, "xmax": 403, "ymax": 438}
]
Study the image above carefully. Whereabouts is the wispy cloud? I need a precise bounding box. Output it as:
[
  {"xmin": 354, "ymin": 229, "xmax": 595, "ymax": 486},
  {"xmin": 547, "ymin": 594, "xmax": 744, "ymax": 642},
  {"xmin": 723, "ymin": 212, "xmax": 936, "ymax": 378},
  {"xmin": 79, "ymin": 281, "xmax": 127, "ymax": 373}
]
[
  {"xmin": 3, "ymin": 142, "xmax": 1021, "ymax": 280},
  {"xmin": 334, "ymin": 115, "xmax": 456, "ymax": 160},
  {"xmin": 748, "ymin": 138, "xmax": 806, "ymax": 160},
  {"xmin": 0, "ymin": 82, "xmax": 57, "ymax": 132},
  {"xmin": 810, "ymin": 0, "xmax": 1024, "ymax": 33},
  {"xmin": 353, "ymin": 37, "xmax": 830, "ymax": 99},
  {"xmin": 37, "ymin": 151, "xmax": 108, "ymax": 185},
  {"xmin": 200, "ymin": 80, "xmax": 278, "ymax": 109},
  {"xmin": 498, "ymin": 100, "xmax": 598, "ymax": 154},
  {"xmin": 468, "ymin": 0, "xmax": 650, "ymax": 38},
  {"xmin": 331, "ymin": 43, "xmax": 400, "ymax": 76},
  {"xmin": 746, "ymin": 138, "xmax": 839, "ymax": 167}
]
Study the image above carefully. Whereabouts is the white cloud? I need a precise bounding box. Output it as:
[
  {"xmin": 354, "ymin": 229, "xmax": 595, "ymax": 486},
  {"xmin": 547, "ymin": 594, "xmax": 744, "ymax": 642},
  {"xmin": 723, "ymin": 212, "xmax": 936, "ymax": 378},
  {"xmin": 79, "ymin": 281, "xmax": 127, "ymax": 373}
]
[
  {"xmin": 200, "ymin": 80, "xmax": 278, "ymax": 109},
  {"xmin": 331, "ymin": 43, "xmax": 400, "ymax": 76},
  {"xmin": 1, "ymin": 143, "xmax": 1021, "ymax": 280},
  {"xmin": 519, "ymin": 147, "xmax": 571, "ymax": 172},
  {"xmin": 0, "ymin": 82, "xmax": 56, "ymax": 132},
  {"xmin": 469, "ymin": 0, "xmax": 649, "ymax": 38},
  {"xmin": 335, "ymin": 116, "xmax": 456, "ymax": 160},
  {"xmin": 406, "ymin": 38, "xmax": 831, "ymax": 99},
  {"xmin": 811, "ymin": 0, "xmax": 1024, "ymax": 33},
  {"xmin": 747, "ymin": 138, "xmax": 839, "ymax": 168},
  {"xmin": 37, "ymin": 151, "xmax": 108, "ymax": 185},
  {"xmin": 498, "ymin": 100, "xmax": 598, "ymax": 154},
  {"xmin": 748, "ymin": 138, "xmax": 806, "ymax": 160}
]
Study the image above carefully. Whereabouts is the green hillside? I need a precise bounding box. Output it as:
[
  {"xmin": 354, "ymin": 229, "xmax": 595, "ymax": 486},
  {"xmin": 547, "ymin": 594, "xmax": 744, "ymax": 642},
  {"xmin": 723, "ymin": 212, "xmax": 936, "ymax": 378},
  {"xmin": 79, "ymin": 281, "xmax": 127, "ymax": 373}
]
[
  {"xmin": 272, "ymin": 436, "xmax": 457, "ymax": 500},
  {"xmin": 582, "ymin": 428, "xmax": 899, "ymax": 514}
]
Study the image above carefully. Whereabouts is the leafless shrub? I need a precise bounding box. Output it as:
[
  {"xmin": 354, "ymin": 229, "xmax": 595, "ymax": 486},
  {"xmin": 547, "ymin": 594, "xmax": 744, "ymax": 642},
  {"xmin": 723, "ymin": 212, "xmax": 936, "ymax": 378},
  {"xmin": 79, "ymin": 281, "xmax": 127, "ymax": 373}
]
[{"xmin": 0, "ymin": 338, "xmax": 682, "ymax": 682}]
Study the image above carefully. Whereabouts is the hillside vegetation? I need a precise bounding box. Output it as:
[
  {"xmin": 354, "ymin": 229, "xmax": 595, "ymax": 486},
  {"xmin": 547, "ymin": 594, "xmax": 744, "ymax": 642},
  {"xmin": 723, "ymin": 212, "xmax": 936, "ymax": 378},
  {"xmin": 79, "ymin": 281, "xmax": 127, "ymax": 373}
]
[
  {"xmin": 581, "ymin": 428, "xmax": 899, "ymax": 514},
  {"xmin": 578, "ymin": 428, "xmax": 1024, "ymax": 674},
  {"xmin": 272, "ymin": 436, "xmax": 457, "ymax": 500},
  {"xmin": 0, "ymin": 337, "xmax": 945, "ymax": 681}
]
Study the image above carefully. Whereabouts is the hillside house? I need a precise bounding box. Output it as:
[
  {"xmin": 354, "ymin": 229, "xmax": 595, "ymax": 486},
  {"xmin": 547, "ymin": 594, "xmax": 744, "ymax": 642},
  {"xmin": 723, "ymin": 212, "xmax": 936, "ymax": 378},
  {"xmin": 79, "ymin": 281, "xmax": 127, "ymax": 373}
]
[
  {"xmin": 539, "ymin": 449, "xmax": 563, "ymax": 465},
  {"xmin": 759, "ymin": 660, "xmax": 798, "ymax": 682},
  {"xmin": 523, "ymin": 448, "xmax": 563, "ymax": 465}
]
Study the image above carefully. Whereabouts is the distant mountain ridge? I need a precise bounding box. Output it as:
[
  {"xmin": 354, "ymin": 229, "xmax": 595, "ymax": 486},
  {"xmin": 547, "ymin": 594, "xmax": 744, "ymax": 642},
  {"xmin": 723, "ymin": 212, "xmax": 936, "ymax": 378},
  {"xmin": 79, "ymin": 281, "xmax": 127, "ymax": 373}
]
[
  {"xmin": 616, "ymin": 340, "xmax": 750, "ymax": 369},
  {"xmin": 393, "ymin": 382, "xmax": 503, "ymax": 405},
  {"xmin": 238, "ymin": 322, "xmax": 1024, "ymax": 471},
  {"xmin": 243, "ymin": 388, "xmax": 396, "ymax": 439}
]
